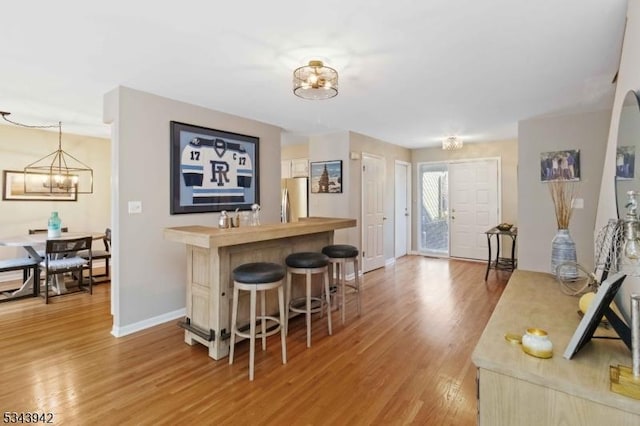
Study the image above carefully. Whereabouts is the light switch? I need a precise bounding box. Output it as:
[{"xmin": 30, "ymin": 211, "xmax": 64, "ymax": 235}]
[
  {"xmin": 572, "ymin": 198, "xmax": 584, "ymax": 209},
  {"xmin": 128, "ymin": 201, "xmax": 142, "ymax": 214}
]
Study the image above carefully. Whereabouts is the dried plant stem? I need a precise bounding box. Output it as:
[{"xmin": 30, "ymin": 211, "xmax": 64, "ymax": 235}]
[{"xmin": 548, "ymin": 179, "xmax": 577, "ymax": 229}]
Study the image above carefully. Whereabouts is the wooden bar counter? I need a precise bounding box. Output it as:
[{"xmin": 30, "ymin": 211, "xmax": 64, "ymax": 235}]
[
  {"xmin": 472, "ymin": 270, "xmax": 640, "ymax": 425},
  {"xmin": 164, "ymin": 217, "xmax": 356, "ymax": 360}
]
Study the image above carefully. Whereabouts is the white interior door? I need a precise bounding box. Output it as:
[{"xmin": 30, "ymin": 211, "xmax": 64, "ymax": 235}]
[
  {"xmin": 395, "ymin": 161, "xmax": 410, "ymax": 258},
  {"xmin": 362, "ymin": 154, "xmax": 385, "ymax": 272},
  {"xmin": 449, "ymin": 159, "xmax": 499, "ymax": 260}
]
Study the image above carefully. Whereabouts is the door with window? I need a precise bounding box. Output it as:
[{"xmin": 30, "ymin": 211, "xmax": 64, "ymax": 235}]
[{"xmin": 418, "ymin": 163, "xmax": 449, "ymax": 256}]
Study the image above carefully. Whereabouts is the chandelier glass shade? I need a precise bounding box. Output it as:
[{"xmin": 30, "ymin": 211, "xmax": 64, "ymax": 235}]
[
  {"xmin": 442, "ymin": 136, "xmax": 463, "ymax": 150},
  {"xmin": 1, "ymin": 112, "xmax": 93, "ymax": 194},
  {"xmin": 293, "ymin": 60, "xmax": 338, "ymax": 100}
]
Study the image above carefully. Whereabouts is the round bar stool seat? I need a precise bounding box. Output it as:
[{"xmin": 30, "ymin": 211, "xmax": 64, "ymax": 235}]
[
  {"xmin": 322, "ymin": 244, "xmax": 362, "ymax": 324},
  {"xmin": 285, "ymin": 252, "xmax": 332, "ymax": 348},
  {"xmin": 229, "ymin": 262, "xmax": 287, "ymax": 381}
]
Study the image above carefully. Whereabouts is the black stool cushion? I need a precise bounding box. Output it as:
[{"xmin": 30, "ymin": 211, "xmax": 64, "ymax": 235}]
[
  {"xmin": 233, "ymin": 262, "xmax": 285, "ymax": 284},
  {"xmin": 286, "ymin": 252, "xmax": 329, "ymax": 268},
  {"xmin": 322, "ymin": 244, "xmax": 359, "ymax": 259}
]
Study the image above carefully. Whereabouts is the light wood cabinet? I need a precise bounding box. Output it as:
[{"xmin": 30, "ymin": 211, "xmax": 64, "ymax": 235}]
[
  {"xmin": 290, "ymin": 158, "xmax": 309, "ymax": 177},
  {"xmin": 282, "ymin": 158, "xmax": 308, "ymax": 178},
  {"xmin": 281, "ymin": 160, "xmax": 291, "ymax": 179},
  {"xmin": 164, "ymin": 217, "xmax": 356, "ymax": 360},
  {"xmin": 472, "ymin": 270, "xmax": 640, "ymax": 425}
]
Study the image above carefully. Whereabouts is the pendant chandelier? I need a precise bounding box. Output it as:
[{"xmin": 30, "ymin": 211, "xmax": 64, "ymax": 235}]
[
  {"xmin": 0, "ymin": 111, "xmax": 93, "ymax": 194},
  {"xmin": 442, "ymin": 136, "xmax": 463, "ymax": 150},
  {"xmin": 293, "ymin": 60, "xmax": 339, "ymax": 100}
]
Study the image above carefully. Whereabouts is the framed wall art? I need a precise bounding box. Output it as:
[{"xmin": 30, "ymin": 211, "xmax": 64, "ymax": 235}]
[
  {"xmin": 616, "ymin": 145, "xmax": 635, "ymax": 180},
  {"xmin": 170, "ymin": 121, "xmax": 259, "ymax": 214},
  {"xmin": 2, "ymin": 170, "xmax": 78, "ymax": 201},
  {"xmin": 310, "ymin": 160, "xmax": 342, "ymax": 193},
  {"xmin": 540, "ymin": 149, "xmax": 580, "ymax": 182}
]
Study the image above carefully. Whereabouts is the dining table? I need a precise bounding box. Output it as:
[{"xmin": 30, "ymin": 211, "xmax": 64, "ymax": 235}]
[{"xmin": 0, "ymin": 231, "xmax": 104, "ymax": 298}]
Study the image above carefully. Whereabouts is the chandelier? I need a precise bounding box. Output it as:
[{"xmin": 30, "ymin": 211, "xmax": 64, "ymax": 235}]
[
  {"xmin": 293, "ymin": 60, "xmax": 338, "ymax": 100},
  {"xmin": 0, "ymin": 111, "xmax": 93, "ymax": 194},
  {"xmin": 442, "ymin": 136, "xmax": 463, "ymax": 150}
]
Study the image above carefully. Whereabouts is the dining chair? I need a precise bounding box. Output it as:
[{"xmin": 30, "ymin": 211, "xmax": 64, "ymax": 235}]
[
  {"xmin": 40, "ymin": 236, "xmax": 92, "ymax": 304},
  {"xmin": 28, "ymin": 227, "xmax": 69, "ymax": 258},
  {"xmin": 78, "ymin": 228, "xmax": 111, "ymax": 281}
]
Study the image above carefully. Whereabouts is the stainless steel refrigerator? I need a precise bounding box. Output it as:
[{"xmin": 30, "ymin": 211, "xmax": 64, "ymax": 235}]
[{"xmin": 281, "ymin": 177, "xmax": 308, "ymax": 222}]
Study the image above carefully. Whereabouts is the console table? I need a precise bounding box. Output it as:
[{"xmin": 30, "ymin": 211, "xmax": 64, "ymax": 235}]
[
  {"xmin": 164, "ymin": 217, "xmax": 356, "ymax": 360},
  {"xmin": 472, "ymin": 270, "xmax": 639, "ymax": 425},
  {"xmin": 484, "ymin": 226, "xmax": 517, "ymax": 280}
]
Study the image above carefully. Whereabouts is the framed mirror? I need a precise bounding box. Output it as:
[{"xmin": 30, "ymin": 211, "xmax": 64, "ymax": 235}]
[
  {"xmin": 615, "ymin": 90, "xmax": 640, "ymax": 218},
  {"xmin": 614, "ymin": 89, "xmax": 640, "ymax": 330}
]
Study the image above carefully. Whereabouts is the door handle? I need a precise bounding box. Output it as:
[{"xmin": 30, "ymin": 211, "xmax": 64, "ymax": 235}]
[
  {"xmin": 451, "ymin": 216, "xmax": 455, "ymax": 220},
  {"xmin": 383, "ymin": 216, "xmax": 387, "ymax": 220},
  {"xmin": 404, "ymin": 213, "xmax": 409, "ymax": 216}
]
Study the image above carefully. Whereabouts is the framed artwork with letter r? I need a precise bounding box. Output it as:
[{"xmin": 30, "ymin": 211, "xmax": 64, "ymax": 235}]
[{"xmin": 170, "ymin": 121, "xmax": 260, "ymax": 214}]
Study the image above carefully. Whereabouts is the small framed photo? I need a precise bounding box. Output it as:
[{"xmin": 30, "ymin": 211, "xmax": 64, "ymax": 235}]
[
  {"xmin": 616, "ymin": 145, "xmax": 635, "ymax": 180},
  {"xmin": 540, "ymin": 149, "xmax": 580, "ymax": 182},
  {"xmin": 2, "ymin": 170, "xmax": 78, "ymax": 201},
  {"xmin": 310, "ymin": 160, "xmax": 342, "ymax": 193},
  {"xmin": 170, "ymin": 121, "xmax": 259, "ymax": 214}
]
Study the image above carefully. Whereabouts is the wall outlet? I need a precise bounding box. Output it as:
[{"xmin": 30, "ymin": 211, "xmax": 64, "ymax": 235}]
[{"xmin": 128, "ymin": 201, "xmax": 142, "ymax": 214}]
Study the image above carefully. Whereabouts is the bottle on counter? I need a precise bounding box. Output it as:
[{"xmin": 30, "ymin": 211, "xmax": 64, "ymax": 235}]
[{"xmin": 47, "ymin": 211, "xmax": 62, "ymax": 238}]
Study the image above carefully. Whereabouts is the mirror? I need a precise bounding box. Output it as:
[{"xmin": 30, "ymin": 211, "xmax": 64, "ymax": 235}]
[
  {"xmin": 615, "ymin": 90, "xmax": 640, "ymax": 219},
  {"xmin": 614, "ymin": 89, "xmax": 640, "ymax": 329}
]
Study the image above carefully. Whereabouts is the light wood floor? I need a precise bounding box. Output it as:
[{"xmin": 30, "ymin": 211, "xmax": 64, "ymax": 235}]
[{"xmin": 0, "ymin": 256, "xmax": 509, "ymax": 425}]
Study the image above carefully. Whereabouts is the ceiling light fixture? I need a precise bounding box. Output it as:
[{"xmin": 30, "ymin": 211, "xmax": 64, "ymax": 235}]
[
  {"xmin": 442, "ymin": 136, "xmax": 463, "ymax": 150},
  {"xmin": 293, "ymin": 60, "xmax": 338, "ymax": 100},
  {"xmin": 0, "ymin": 111, "xmax": 93, "ymax": 194}
]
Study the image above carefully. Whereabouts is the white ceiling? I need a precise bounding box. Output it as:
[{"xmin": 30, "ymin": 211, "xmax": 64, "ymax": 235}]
[{"xmin": 0, "ymin": 0, "xmax": 629, "ymax": 148}]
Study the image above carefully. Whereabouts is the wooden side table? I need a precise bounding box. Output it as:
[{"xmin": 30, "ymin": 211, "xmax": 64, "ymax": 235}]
[{"xmin": 484, "ymin": 226, "xmax": 517, "ymax": 280}]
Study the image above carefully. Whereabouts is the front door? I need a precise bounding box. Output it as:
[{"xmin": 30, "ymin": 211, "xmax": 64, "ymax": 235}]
[{"xmin": 449, "ymin": 159, "xmax": 499, "ymax": 260}]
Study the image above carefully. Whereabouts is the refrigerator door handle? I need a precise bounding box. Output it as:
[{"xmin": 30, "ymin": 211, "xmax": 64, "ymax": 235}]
[{"xmin": 281, "ymin": 188, "xmax": 291, "ymax": 223}]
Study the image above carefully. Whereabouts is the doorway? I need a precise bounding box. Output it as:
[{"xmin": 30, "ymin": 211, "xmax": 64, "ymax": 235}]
[{"xmin": 418, "ymin": 158, "xmax": 500, "ymax": 260}]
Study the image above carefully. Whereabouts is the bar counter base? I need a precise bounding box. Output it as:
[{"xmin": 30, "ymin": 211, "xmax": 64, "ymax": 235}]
[{"xmin": 164, "ymin": 217, "xmax": 356, "ymax": 360}]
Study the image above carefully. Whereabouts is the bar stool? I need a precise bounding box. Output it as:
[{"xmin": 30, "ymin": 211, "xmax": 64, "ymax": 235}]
[
  {"xmin": 322, "ymin": 244, "xmax": 361, "ymax": 324},
  {"xmin": 229, "ymin": 262, "xmax": 287, "ymax": 381},
  {"xmin": 285, "ymin": 252, "xmax": 332, "ymax": 348}
]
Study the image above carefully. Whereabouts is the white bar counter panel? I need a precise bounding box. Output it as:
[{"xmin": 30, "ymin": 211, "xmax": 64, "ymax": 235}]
[
  {"xmin": 164, "ymin": 217, "xmax": 356, "ymax": 360},
  {"xmin": 472, "ymin": 270, "xmax": 640, "ymax": 425}
]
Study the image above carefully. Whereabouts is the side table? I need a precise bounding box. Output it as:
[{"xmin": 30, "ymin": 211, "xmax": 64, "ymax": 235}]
[{"xmin": 484, "ymin": 226, "xmax": 517, "ymax": 280}]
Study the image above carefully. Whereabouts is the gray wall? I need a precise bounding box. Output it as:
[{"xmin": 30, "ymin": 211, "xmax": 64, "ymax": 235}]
[
  {"xmin": 518, "ymin": 110, "xmax": 611, "ymax": 273},
  {"xmin": 104, "ymin": 86, "xmax": 282, "ymax": 335}
]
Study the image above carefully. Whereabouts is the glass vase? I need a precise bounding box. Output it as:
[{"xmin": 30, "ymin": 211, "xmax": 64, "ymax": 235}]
[{"xmin": 551, "ymin": 228, "xmax": 577, "ymax": 279}]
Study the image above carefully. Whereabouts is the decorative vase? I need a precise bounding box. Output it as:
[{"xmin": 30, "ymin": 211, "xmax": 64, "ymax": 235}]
[
  {"xmin": 47, "ymin": 211, "xmax": 62, "ymax": 238},
  {"xmin": 551, "ymin": 229, "xmax": 577, "ymax": 279}
]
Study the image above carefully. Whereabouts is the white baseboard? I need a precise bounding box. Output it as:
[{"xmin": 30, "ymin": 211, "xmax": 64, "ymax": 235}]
[
  {"xmin": 386, "ymin": 257, "xmax": 396, "ymax": 267},
  {"xmin": 111, "ymin": 307, "xmax": 186, "ymax": 337}
]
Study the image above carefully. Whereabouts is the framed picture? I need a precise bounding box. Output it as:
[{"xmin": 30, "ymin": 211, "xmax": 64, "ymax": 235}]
[
  {"xmin": 310, "ymin": 160, "xmax": 342, "ymax": 193},
  {"xmin": 170, "ymin": 121, "xmax": 259, "ymax": 214},
  {"xmin": 616, "ymin": 145, "xmax": 635, "ymax": 180},
  {"xmin": 540, "ymin": 149, "xmax": 580, "ymax": 182},
  {"xmin": 2, "ymin": 170, "xmax": 78, "ymax": 201},
  {"xmin": 563, "ymin": 272, "xmax": 629, "ymax": 359}
]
